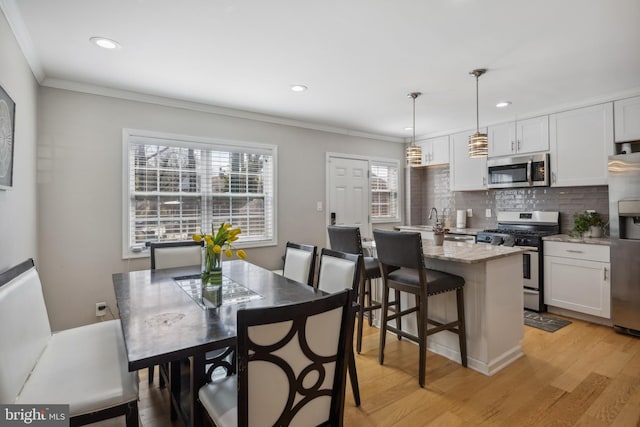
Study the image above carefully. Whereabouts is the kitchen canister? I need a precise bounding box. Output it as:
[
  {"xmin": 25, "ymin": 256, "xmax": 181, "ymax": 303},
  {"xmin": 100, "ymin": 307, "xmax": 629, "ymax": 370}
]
[{"xmin": 457, "ymin": 210, "xmax": 467, "ymax": 229}]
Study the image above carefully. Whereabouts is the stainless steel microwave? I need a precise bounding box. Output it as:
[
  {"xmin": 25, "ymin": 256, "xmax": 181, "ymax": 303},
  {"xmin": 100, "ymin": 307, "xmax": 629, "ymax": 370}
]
[{"xmin": 487, "ymin": 153, "xmax": 550, "ymax": 188}]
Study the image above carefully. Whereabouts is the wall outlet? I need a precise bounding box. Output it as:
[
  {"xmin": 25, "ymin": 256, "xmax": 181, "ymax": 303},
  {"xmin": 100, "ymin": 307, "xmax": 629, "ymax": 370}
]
[
  {"xmin": 467, "ymin": 208, "xmax": 473, "ymax": 218},
  {"xmin": 96, "ymin": 302, "xmax": 107, "ymax": 317},
  {"xmin": 316, "ymin": 201, "xmax": 323, "ymax": 212},
  {"xmin": 485, "ymin": 208, "xmax": 492, "ymax": 218}
]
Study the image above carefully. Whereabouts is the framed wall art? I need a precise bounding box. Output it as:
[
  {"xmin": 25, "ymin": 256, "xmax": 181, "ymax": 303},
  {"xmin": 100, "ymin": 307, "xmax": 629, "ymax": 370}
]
[{"xmin": 0, "ymin": 85, "xmax": 16, "ymax": 190}]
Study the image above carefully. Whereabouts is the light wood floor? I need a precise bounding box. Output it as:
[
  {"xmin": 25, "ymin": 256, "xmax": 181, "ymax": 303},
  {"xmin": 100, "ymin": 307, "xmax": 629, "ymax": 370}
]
[{"xmin": 94, "ymin": 316, "xmax": 640, "ymax": 426}]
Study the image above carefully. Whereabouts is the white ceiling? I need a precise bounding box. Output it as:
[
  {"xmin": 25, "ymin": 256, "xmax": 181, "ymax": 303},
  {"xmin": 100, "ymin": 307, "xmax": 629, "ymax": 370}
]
[{"xmin": 3, "ymin": 0, "xmax": 640, "ymax": 140}]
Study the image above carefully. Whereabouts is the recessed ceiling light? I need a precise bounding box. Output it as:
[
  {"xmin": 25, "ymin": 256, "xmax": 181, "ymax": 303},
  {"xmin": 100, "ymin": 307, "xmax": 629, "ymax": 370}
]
[
  {"xmin": 90, "ymin": 37, "xmax": 121, "ymax": 50},
  {"xmin": 404, "ymin": 127, "xmax": 413, "ymax": 131},
  {"xmin": 496, "ymin": 101, "xmax": 512, "ymax": 108},
  {"xmin": 290, "ymin": 85, "xmax": 308, "ymax": 92}
]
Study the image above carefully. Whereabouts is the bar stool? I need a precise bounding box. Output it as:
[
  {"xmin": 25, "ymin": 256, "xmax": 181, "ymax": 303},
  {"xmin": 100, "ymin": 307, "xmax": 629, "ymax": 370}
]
[
  {"xmin": 373, "ymin": 229, "xmax": 467, "ymax": 388},
  {"xmin": 327, "ymin": 225, "xmax": 399, "ymax": 353}
]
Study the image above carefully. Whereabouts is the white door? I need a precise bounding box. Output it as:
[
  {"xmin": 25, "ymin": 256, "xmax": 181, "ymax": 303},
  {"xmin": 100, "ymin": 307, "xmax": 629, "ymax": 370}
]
[{"xmin": 327, "ymin": 156, "xmax": 370, "ymax": 238}]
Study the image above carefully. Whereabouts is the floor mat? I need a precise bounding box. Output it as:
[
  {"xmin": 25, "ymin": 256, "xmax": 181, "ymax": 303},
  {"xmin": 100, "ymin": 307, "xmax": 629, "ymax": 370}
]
[{"xmin": 524, "ymin": 310, "xmax": 572, "ymax": 332}]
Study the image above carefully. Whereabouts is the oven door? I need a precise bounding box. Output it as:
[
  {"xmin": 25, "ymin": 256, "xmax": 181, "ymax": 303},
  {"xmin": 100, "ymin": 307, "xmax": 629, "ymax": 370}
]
[
  {"xmin": 522, "ymin": 249, "xmax": 541, "ymax": 311},
  {"xmin": 522, "ymin": 250, "xmax": 539, "ymax": 289}
]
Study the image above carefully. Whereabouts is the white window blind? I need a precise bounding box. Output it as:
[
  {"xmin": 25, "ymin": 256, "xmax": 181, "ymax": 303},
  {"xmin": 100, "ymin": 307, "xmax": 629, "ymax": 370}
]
[
  {"xmin": 370, "ymin": 162, "xmax": 399, "ymax": 221},
  {"xmin": 123, "ymin": 130, "xmax": 276, "ymax": 256}
]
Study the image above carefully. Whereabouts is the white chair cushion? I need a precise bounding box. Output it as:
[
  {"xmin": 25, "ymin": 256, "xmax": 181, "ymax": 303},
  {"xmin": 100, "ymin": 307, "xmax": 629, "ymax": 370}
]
[
  {"xmin": 317, "ymin": 255, "xmax": 356, "ymax": 294},
  {"xmin": 154, "ymin": 245, "xmax": 201, "ymax": 270},
  {"xmin": 282, "ymin": 248, "xmax": 313, "ymax": 284},
  {"xmin": 0, "ymin": 268, "xmax": 51, "ymax": 403},
  {"xmin": 16, "ymin": 319, "xmax": 139, "ymax": 417},
  {"xmin": 199, "ymin": 376, "xmax": 238, "ymax": 427}
]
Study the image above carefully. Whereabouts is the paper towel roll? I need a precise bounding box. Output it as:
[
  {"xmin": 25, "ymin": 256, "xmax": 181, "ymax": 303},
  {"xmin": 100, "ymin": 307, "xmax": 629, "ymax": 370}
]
[{"xmin": 457, "ymin": 210, "xmax": 467, "ymax": 229}]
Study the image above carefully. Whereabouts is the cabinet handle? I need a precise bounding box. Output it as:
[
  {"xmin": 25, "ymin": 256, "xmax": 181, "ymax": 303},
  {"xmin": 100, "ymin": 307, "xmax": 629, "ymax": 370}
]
[
  {"xmin": 511, "ymin": 141, "xmax": 515, "ymax": 152},
  {"xmin": 517, "ymin": 140, "xmax": 521, "ymax": 151},
  {"xmin": 552, "ymin": 172, "xmax": 556, "ymax": 183},
  {"xmin": 604, "ymin": 267, "xmax": 608, "ymax": 281},
  {"xmin": 566, "ymin": 249, "xmax": 584, "ymax": 253}
]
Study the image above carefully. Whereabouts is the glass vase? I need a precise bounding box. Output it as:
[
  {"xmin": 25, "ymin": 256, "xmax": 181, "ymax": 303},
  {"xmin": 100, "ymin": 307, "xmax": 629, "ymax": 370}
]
[{"xmin": 202, "ymin": 248, "xmax": 222, "ymax": 307}]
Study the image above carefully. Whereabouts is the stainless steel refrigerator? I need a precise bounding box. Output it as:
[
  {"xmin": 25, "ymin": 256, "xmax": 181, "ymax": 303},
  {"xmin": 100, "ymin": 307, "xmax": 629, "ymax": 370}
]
[{"xmin": 609, "ymin": 152, "xmax": 640, "ymax": 336}]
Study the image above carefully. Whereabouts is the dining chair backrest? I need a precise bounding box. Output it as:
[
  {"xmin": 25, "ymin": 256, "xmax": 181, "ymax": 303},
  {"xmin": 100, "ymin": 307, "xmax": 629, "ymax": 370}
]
[
  {"xmin": 373, "ymin": 229, "xmax": 425, "ymax": 270},
  {"xmin": 317, "ymin": 248, "xmax": 362, "ymax": 296},
  {"xmin": 236, "ymin": 289, "xmax": 353, "ymax": 427},
  {"xmin": 327, "ymin": 225, "xmax": 364, "ymax": 255},
  {"xmin": 282, "ymin": 241, "xmax": 317, "ymax": 286},
  {"xmin": 150, "ymin": 241, "xmax": 203, "ymax": 270}
]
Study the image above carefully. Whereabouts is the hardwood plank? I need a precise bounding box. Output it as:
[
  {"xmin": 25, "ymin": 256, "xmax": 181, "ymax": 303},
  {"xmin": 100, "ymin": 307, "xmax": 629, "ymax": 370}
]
[{"xmin": 92, "ymin": 319, "xmax": 640, "ymax": 427}]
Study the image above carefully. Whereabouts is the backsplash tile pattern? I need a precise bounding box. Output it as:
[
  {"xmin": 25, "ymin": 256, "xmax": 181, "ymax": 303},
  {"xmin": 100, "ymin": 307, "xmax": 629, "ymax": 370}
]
[{"xmin": 411, "ymin": 166, "xmax": 609, "ymax": 234}]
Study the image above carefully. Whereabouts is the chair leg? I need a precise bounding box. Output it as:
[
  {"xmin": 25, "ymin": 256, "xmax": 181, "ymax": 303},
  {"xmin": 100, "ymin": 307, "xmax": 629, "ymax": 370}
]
[
  {"xmin": 418, "ymin": 294, "xmax": 427, "ymax": 388},
  {"xmin": 395, "ymin": 289, "xmax": 402, "ymax": 341},
  {"xmin": 378, "ymin": 284, "xmax": 390, "ymax": 365},
  {"xmin": 357, "ymin": 277, "xmax": 366, "ymax": 354},
  {"xmin": 366, "ymin": 278, "xmax": 373, "ymax": 326},
  {"xmin": 148, "ymin": 366, "xmax": 154, "ymax": 384},
  {"xmin": 456, "ymin": 288, "xmax": 468, "ymax": 368},
  {"xmin": 348, "ymin": 350, "xmax": 361, "ymax": 406}
]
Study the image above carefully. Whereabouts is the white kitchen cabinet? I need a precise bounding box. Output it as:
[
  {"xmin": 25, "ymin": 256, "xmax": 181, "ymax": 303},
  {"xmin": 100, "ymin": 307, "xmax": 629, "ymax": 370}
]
[
  {"xmin": 417, "ymin": 135, "xmax": 449, "ymax": 166},
  {"xmin": 549, "ymin": 103, "xmax": 614, "ymax": 187},
  {"xmin": 488, "ymin": 116, "xmax": 549, "ymax": 157},
  {"xmin": 449, "ymin": 129, "xmax": 487, "ymax": 191},
  {"xmin": 614, "ymin": 96, "xmax": 640, "ymax": 142},
  {"xmin": 544, "ymin": 241, "xmax": 610, "ymax": 319}
]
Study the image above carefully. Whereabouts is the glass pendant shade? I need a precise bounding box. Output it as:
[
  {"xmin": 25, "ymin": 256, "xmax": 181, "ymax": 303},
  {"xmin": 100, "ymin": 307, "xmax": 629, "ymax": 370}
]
[
  {"xmin": 405, "ymin": 92, "xmax": 422, "ymax": 167},
  {"xmin": 469, "ymin": 69, "xmax": 488, "ymax": 158},
  {"xmin": 406, "ymin": 144, "xmax": 422, "ymax": 166},
  {"xmin": 468, "ymin": 132, "xmax": 488, "ymax": 158}
]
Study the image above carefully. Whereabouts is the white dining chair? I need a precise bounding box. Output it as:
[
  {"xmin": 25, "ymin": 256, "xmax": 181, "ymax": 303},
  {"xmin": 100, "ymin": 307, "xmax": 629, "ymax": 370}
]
[
  {"xmin": 316, "ymin": 248, "xmax": 363, "ymax": 407},
  {"xmin": 275, "ymin": 241, "xmax": 317, "ymax": 286},
  {"xmin": 198, "ymin": 289, "xmax": 354, "ymax": 427}
]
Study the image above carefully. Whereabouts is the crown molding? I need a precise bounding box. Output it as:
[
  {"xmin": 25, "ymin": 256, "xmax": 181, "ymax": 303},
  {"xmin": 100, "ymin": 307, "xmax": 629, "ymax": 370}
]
[
  {"xmin": 0, "ymin": 0, "xmax": 45, "ymax": 82},
  {"xmin": 40, "ymin": 77, "xmax": 404, "ymax": 143}
]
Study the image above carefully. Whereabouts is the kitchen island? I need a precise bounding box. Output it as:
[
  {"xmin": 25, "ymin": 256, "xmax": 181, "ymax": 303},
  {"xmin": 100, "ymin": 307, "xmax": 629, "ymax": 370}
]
[{"xmin": 367, "ymin": 239, "xmax": 527, "ymax": 376}]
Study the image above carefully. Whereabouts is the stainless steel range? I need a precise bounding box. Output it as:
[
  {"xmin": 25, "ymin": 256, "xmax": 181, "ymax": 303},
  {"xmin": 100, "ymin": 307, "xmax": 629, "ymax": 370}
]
[{"xmin": 477, "ymin": 211, "xmax": 560, "ymax": 311}]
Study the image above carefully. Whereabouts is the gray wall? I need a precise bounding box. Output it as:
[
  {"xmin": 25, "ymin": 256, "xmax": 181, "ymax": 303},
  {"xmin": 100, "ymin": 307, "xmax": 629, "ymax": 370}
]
[
  {"xmin": 37, "ymin": 87, "xmax": 404, "ymax": 330},
  {"xmin": 0, "ymin": 11, "xmax": 38, "ymax": 272},
  {"xmin": 411, "ymin": 165, "xmax": 609, "ymax": 233}
]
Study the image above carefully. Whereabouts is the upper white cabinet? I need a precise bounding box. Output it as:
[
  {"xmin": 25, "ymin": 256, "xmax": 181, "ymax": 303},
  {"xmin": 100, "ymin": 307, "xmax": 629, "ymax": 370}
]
[
  {"xmin": 549, "ymin": 103, "xmax": 614, "ymax": 187},
  {"xmin": 488, "ymin": 116, "xmax": 549, "ymax": 157},
  {"xmin": 614, "ymin": 96, "xmax": 640, "ymax": 142},
  {"xmin": 417, "ymin": 135, "xmax": 449, "ymax": 166},
  {"xmin": 449, "ymin": 129, "xmax": 487, "ymax": 191}
]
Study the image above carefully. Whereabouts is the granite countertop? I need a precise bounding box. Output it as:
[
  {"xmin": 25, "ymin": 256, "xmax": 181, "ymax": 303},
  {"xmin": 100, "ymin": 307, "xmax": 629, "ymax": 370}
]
[
  {"xmin": 395, "ymin": 225, "xmax": 483, "ymax": 236},
  {"xmin": 542, "ymin": 234, "xmax": 611, "ymax": 246},
  {"xmin": 421, "ymin": 240, "xmax": 526, "ymax": 264}
]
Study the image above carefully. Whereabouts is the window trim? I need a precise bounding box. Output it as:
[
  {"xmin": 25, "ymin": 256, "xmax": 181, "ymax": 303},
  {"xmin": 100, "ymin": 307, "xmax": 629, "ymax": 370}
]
[
  {"xmin": 122, "ymin": 128, "xmax": 278, "ymax": 259},
  {"xmin": 369, "ymin": 159, "xmax": 401, "ymax": 223}
]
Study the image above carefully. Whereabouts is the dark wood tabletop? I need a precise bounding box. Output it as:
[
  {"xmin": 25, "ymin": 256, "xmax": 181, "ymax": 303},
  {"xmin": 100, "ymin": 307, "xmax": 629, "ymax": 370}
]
[
  {"xmin": 112, "ymin": 259, "xmax": 324, "ymax": 371},
  {"xmin": 113, "ymin": 259, "xmax": 327, "ymax": 427}
]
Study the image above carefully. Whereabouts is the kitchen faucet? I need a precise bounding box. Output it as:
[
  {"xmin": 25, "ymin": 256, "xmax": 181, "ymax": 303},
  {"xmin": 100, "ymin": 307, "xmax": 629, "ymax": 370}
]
[{"xmin": 429, "ymin": 207, "xmax": 441, "ymax": 226}]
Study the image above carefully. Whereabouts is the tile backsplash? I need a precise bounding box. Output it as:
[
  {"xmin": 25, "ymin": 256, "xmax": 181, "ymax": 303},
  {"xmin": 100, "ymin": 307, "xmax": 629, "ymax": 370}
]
[{"xmin": 410, "ymin": 165, "xmax": 609, "ymax": 234}]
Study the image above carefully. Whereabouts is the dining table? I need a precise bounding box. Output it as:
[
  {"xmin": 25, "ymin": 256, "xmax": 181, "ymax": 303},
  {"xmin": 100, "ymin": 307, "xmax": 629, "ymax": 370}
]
[{"xmin": 112, "ymin": 259, "xmax": 330, "ymax": 427}]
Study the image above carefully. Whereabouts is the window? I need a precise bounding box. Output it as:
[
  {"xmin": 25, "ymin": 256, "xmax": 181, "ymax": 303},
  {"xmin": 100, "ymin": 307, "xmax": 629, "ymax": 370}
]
[
  {"xmin": 370, "ymin": 161, "xmax": 399, "ymax": 221},
  {"xmin": 123, "ymin": 129, "xmax": 277, "ymax": 257}
]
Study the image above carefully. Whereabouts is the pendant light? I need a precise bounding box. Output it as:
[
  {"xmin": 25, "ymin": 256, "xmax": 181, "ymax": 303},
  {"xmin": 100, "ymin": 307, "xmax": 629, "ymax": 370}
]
[
  {"xmin": 405, "ymin": 92, "xmax": 422, "ymax": 167},
  {"xmin": 468, "ymin": 69, "xmax": 488, "ymax": 158}
]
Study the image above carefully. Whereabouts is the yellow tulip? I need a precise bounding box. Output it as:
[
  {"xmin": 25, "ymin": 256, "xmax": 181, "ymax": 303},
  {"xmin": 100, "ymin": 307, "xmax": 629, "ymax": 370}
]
[
  {"xmin": 213, "ymin": 245, "xmax": 222, "ymax": 254},
  {"xmin": 192, "ymin": 234, "xmax": 202, "ymax": 242},
  {"xmin": 229, "ymin": 236, "xmax": 239, "ymax": 242},
  {"xmin": 224, "ymin": 223, "xmax": 233, "ymax": 230},
  {"xmin": 237, "ymin": 250, "xmax": 247, "ymax": 259},
  {"xmin": 225, "ymin": 249, "xmax": 233, "ymax": 257},
  {"xmin": 229, "ymin": 228, "xmax": 241, "ymax": 236},
  {"xmin": 205, "ymin": 235, "xmax": 213, "ymax": 245}
]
